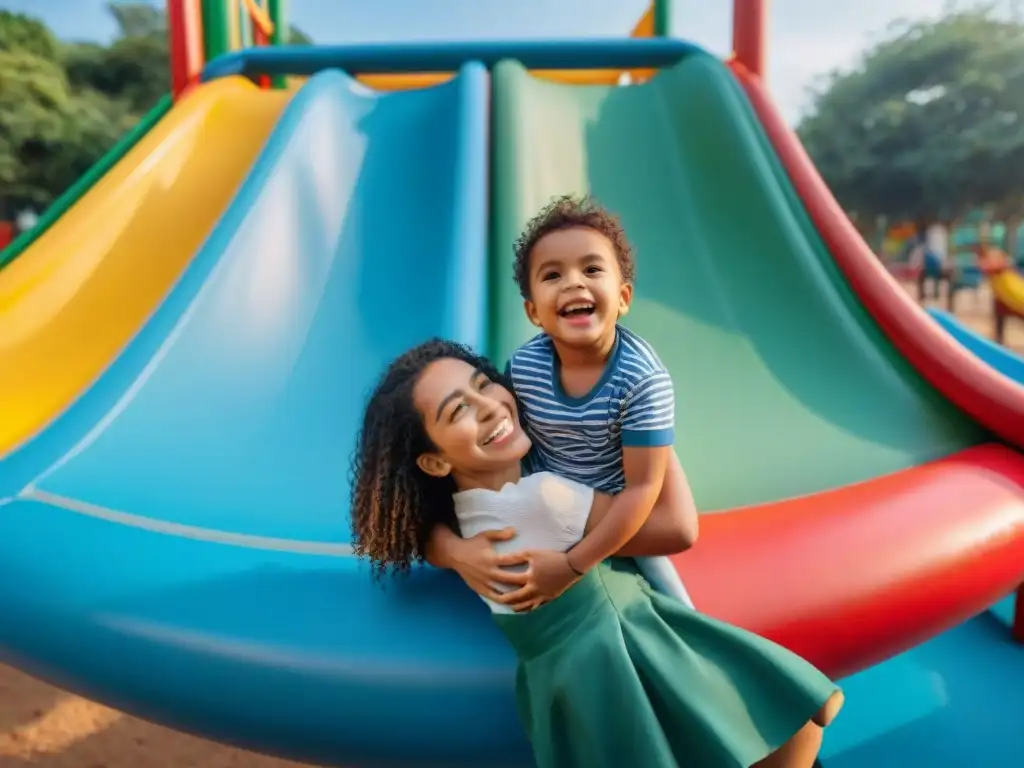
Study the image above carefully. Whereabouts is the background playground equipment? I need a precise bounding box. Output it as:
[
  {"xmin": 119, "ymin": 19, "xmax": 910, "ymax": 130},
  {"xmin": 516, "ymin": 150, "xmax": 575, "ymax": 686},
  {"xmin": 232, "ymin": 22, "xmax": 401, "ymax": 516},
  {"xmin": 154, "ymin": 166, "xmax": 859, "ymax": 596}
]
[
  {"xmin": 971, "ymin": 245, "xmax": 1024, "ymax": 344},
  {"xmin": 3, "ymin": 1, "xmax": 1024, "ymax": 767},
  {"xmin": 882, "ymin": 214, "xmax": 1023, "ymax": 314}
]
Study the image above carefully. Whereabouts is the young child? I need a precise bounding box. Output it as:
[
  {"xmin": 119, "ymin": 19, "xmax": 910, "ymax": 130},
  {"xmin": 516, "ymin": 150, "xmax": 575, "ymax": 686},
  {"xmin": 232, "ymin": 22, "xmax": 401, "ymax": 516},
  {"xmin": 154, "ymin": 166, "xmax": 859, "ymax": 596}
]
[
  {"xmin": 349, "ymin": 339, "xmax": 843, "ymax": 768},
  {"xmin": 428, "ymin": 194, "xmax": 694, "ymax": 610}
]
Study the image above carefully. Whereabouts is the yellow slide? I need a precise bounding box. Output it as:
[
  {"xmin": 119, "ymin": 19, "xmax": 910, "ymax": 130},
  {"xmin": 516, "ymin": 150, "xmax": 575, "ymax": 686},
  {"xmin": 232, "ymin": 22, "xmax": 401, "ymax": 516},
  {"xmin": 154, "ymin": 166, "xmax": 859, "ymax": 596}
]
[{"xmin": 0, "ymin": 77, "xmax": 291, "ymax": 456}]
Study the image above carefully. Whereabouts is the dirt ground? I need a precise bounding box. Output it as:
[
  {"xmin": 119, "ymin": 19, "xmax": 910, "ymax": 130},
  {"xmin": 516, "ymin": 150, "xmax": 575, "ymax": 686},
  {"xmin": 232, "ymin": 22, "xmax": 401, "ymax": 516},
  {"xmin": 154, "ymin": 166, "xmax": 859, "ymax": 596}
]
[
  {"xmin": 3, "ymin": 277, "xmax": 1023, "ymax": 768},
  {"xmin": 0, "ymin": 664, "xmax": 315, "ymax": 768}
]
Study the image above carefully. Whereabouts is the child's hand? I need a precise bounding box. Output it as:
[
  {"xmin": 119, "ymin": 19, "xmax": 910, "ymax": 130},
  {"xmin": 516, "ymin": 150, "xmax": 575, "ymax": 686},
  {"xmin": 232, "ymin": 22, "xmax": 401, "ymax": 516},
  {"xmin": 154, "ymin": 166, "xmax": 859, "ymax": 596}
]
[
  {"xmin": 449, "ymin": 528, "xmax": 531, "ymax": 602},
  {"xmin": 498, "ymin": 549, "xmax": 580, "ymax": 613}
]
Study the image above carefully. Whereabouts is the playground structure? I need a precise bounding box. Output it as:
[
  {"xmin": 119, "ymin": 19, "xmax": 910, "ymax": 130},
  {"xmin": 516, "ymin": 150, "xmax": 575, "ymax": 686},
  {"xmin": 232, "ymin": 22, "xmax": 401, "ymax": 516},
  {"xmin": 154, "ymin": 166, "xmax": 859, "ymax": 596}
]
[
  {"xmin": 2, "ymin": 1, "xmax": 1024, "ymax": 766},
  {"xmin": 885, "ymin": 215, "xmax": 1024, "ymax": 328}
]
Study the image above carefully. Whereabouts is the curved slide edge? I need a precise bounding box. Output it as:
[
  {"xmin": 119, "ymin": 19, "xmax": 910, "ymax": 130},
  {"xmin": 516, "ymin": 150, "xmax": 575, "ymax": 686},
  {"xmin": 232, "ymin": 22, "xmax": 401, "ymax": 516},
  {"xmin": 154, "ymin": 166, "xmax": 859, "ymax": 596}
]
[
  {"xmin": 926, "ymin": 308, "xmax": 1024, "ymax": 384},
  {"xmin": 729, "ymin": 62, "xmax": 1024, "ymax": 449},
  {"xmin": 0, "ymin": 78, "xmax": 289, "ymax": 492},
  {"xmin": 0, "ymin": 63, "xmax": 495, "ymax": 768},
  {"xmin": 673, "ymin": 443, "xmax": 1024, "ymax": 679}
]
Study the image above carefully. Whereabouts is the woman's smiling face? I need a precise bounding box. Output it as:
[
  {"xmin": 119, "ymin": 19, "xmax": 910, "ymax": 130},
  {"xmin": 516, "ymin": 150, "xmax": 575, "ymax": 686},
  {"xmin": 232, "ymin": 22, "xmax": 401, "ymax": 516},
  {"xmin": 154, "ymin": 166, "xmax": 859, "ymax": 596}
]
[{"xmin": 412, "ymin": 357, "xmax": 532, "ymax": 482}]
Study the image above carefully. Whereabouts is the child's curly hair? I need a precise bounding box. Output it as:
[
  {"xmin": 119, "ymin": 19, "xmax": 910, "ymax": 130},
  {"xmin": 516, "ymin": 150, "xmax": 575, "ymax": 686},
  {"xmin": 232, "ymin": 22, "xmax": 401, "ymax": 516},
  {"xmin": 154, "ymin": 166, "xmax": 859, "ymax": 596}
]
[
  {"xmin": 512, "ymin": 194, "xmax": 636, "ymax": 300},
  {"xmin": 349, "ymin": 338, "xmax": 507, "ymax": 580}
]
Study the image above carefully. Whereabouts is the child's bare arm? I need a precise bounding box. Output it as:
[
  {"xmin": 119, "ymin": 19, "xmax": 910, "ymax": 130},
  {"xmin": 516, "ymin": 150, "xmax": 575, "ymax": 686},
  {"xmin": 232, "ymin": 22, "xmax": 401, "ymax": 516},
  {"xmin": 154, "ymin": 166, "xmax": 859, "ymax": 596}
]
[
  {"xmin": 566, "ymin": 444, "xmax": 670, "ymax": 574},
  {"xmin": 590, "ymin": 451, "xmax": 698, "ymax": 556}
]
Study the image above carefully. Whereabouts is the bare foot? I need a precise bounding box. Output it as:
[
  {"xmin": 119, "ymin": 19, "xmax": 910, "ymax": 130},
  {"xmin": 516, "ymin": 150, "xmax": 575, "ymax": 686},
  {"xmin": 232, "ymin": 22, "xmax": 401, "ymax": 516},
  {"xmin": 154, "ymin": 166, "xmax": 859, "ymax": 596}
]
[{"xmin": 812, "ymin": 690, "xmax": 844, "ymax": 728}]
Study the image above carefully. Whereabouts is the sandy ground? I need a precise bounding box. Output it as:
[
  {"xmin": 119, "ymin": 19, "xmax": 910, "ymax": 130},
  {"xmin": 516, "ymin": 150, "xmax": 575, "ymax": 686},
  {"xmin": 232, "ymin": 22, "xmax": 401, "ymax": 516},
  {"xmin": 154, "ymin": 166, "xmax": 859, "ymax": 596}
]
[
  {"xmin": 2, "ymin": 278, "xmax": 1023, "ymax": 767},
  {"xmin": 0, "ymin": 665, "xmax": 315, "ymax": 767}
]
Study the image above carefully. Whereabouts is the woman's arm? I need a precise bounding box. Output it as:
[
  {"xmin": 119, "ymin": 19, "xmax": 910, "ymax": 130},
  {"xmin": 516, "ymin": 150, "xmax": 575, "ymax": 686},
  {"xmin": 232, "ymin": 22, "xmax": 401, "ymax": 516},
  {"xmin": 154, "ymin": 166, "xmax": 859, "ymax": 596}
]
[
  {"xmin": 423, "ymin": 450, "xmax": 697, "ymax": 579},
  {"xmin": 424, "ymin": 523, "xmax": 530, "ymax": 598},
  {"xmin": 497, "ymin": 456, "xmax": 704, "ymax": 614}
]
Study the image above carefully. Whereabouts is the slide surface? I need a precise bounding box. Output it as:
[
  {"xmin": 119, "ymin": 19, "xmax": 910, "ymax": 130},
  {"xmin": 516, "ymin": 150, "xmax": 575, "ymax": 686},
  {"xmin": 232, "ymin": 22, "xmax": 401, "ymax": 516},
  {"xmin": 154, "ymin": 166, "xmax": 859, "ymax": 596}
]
[
  {"xmin": 927, "ymin": 307, "xmax": 1024, "ymax": 384},
  {"xmin": 489, "ymin": 54, "xmax": 1024, "ymax": 679},
  {"xmin": 0, "ymin": 77, "xmax": 288, "ymax": 489},
  {"xmin": 3, "ymin": 50, "xmax": 1024, "ymax": 768},
  {"xmin": 490, "ymin": 55, "xmax": 982, "ymax": 510},
  {"xmin": 0, "ymin": 65, "xmax": 494, "ymax": 768}
]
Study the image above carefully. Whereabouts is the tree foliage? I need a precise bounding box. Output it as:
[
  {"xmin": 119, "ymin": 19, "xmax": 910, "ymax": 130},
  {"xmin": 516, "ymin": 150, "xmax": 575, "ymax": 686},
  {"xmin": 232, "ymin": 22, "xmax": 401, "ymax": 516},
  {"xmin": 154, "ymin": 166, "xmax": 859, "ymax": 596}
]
[
  {"xmin": 1, "ymin": 4, "xmax": 167, "ymax": 212},
  {"xmin": 0, "ymin": 10, "xmax": 59, "ymax": 60},
  {"xmin": 798, "ymin": 6, "xmax": 1024, "ymax": 223},
  {"xmin": 0, "ymin": 12, "xmax": 133, "ymax": 213},
  {"xmin": 1, "ymin": 3, "xmax": 315, "ymax": 214},
  {"xmin": 289, "ymin": 25, "xmax": 313, "ymax": 44},
  {"xmin": 108, "ymin": 1, "xmax": 166, "ymax": 39}
]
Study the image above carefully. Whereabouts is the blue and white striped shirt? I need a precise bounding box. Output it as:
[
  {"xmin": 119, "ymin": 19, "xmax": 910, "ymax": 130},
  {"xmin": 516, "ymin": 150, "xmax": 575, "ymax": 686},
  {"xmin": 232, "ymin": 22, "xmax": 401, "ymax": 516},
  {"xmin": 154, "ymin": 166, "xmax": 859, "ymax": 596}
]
[{"xmin": 507, "ymin": 325, "xmax": 675, "ymax": 494}]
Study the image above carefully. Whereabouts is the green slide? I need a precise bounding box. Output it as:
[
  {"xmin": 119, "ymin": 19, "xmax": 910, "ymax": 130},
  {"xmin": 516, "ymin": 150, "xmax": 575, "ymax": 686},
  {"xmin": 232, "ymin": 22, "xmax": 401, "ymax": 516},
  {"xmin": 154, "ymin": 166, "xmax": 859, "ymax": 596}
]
[{"xmin": 489, "ymin": 54, "xmax": 985, "ymax": 512}]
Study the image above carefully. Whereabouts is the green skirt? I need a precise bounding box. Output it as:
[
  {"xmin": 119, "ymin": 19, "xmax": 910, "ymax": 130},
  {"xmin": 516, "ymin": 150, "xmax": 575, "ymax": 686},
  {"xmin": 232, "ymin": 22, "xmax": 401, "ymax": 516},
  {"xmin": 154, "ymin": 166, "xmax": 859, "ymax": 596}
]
[{"xmin": 492, "ymin": 558, "xmax": 839, "ymax": 768}]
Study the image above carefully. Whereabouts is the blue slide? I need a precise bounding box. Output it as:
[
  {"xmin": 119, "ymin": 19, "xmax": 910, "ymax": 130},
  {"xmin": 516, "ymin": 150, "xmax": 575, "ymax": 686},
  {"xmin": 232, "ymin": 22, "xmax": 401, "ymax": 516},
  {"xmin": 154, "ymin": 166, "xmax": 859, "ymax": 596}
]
[
  {"xmin": 926, "ymin": 307, "xmax": 1024, "ymax": 384},
  {"xmin": 0, "ymin": 66, "xmax": 529, "ymax": 768}
]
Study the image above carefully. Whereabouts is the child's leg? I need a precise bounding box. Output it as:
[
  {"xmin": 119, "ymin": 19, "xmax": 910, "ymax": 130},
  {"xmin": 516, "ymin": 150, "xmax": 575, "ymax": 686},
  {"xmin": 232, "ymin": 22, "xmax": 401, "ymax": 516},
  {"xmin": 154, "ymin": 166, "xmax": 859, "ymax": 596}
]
[
  {"xmin": 752, "ymin": 690, "xmax": 843, "ymax": 768},
  {"xmin": 753, "ymin": 721, "xmax": 823, "ymax": 768},
  {"xmin": 813, "ymin": 690, "xmax": 845, "ymax": 727},
  {"xmin": 635, "ymin": 555, "xmax": 695, "ymax": 608}
]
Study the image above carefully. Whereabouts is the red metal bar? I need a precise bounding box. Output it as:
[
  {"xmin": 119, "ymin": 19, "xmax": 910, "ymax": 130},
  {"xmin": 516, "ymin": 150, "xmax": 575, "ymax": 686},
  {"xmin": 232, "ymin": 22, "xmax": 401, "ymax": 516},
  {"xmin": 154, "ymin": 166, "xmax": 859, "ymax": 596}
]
[
  {"xmin": 252, "ymin": 15, "xmax": 271, "ymax": 88},
  {"xmin": 167, "ymin": 0, "xmax": 190, "ymax": 98},
  {"xmin": 733, "ymin": 0, "xmax": 768, "ymax": 80},
  {"xmin": 167, "ymin": 0, "xmax": 205, "ymax": 100}
]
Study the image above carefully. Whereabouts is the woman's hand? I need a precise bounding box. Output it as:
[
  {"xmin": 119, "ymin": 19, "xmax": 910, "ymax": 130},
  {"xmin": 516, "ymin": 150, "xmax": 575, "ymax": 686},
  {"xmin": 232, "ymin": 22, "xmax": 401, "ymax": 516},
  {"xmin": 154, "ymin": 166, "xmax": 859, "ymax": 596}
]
[
  {"xmin": 447, "ymin": 528, "xmax": 531, "ymax": 602},
  {"xmin": 498, "ymin": 549, "xmax": 581, "ymax": 613}
]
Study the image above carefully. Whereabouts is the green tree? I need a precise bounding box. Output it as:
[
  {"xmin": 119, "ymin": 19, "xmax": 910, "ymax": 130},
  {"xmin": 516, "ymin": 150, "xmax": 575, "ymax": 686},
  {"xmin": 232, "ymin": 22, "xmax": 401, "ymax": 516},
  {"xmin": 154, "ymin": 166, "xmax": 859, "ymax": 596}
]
[
  {"xmin": 2, "ymin": 2, "xmax": 311, "ymax": 215},
  {"xmin": 0, "ymin": 49, "xmax": 67, "ymax": 210},
  {"xmin": 798, "ymin": 6, "xmax": 1024, "ymax": 225},
  {"xmin": 108, "ymin": 1, "xmax": 166, "ymax": 39},
  {"xmin": 0, "ymin": 48, "xmax": 131, "ymax": 211},
  {"xmin": 0, "ymin": 10, "xmax": 59, "ymax": 60},
  {"xmin": 0, "ymin": 10, "xmax": 137, "ymax": 213},
  {"xmin": 63, "ymin": 3, "xmax": 169, "ymax": 113},
  {"xmin": 289, "ymin": 25, "xmax": 313, "ymax": 44}
]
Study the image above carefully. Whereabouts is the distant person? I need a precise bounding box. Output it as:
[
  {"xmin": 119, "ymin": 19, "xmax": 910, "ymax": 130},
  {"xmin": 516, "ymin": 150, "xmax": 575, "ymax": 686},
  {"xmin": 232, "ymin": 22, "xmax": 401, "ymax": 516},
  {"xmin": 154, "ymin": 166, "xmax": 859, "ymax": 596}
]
[{"xmin": 912, "ymin": 218, "xmax": 946, "ymax": 300}]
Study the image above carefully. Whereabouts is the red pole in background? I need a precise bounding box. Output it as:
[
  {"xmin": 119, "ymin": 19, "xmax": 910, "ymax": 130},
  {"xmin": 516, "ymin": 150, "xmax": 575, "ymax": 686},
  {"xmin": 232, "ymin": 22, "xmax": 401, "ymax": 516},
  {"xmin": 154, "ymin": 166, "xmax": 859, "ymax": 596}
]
[
  {"xmin": 167, "ymin": 0, "xmax": 189, "ymax": 97},
  {"xmin": 251, "ymin": 4, "xmax": 271, "ymax": 89},
  {"xmin": 733, "ymin": 0, "xmax": 768, "ymax": 82},
  {"xmin": 167, "ymin": 0, "xmax": 205, "ymax": 99}
]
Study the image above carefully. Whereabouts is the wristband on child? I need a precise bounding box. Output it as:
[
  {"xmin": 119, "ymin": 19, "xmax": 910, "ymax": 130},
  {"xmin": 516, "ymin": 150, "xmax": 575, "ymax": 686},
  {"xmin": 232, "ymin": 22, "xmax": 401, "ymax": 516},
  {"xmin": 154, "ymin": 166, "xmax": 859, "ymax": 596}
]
[{"xmin": 566, "ymin": 551, "xmax": 586, "ymax": 576}]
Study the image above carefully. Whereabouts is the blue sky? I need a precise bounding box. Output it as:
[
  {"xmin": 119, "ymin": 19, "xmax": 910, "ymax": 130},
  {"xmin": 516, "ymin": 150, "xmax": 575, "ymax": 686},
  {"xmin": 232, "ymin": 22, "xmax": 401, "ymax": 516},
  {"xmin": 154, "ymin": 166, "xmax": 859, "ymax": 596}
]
[{"xmin": 0, "ymin": 0, "xmax": 1000, "ymax": 123}]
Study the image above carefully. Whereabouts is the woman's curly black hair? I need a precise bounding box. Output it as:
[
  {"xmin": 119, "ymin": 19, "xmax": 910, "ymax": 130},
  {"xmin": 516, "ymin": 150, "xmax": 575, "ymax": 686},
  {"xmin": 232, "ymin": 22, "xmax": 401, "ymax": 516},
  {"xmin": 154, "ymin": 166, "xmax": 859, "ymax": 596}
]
[
  {"xmin": 512, "ymin": 194, "xmax": 637, "ymax": 300},
  {"xmin": 349, "ymin": 338, "xmax": 507, "ymax": 580}
]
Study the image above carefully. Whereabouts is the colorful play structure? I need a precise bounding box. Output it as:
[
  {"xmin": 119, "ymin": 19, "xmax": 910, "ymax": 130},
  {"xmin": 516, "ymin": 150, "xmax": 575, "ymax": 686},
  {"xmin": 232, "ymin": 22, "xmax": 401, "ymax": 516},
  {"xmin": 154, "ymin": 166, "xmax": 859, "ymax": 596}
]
[{"xmin": 3, "ymin": 1, "xmax": 1024, "ymax": 766}]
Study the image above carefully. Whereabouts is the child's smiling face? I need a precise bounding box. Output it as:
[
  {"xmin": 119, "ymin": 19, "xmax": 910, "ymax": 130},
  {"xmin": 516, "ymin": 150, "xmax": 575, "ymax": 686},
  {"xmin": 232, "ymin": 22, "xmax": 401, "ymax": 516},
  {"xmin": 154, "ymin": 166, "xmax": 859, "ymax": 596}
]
[{"xmin": 523, "ymin": 226, "xmax": 632, "ymax": 350}]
